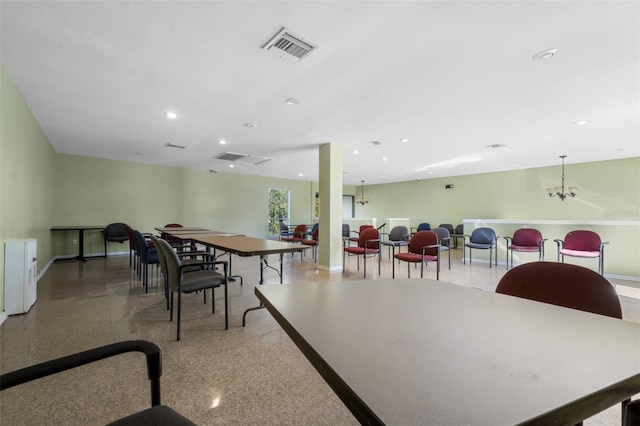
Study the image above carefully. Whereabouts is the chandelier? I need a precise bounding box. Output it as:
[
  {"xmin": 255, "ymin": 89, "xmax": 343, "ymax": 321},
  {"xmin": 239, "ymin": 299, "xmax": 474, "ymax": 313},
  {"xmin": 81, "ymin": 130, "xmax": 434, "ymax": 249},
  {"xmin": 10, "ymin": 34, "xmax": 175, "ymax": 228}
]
[
  {"xmin": 546, "ymin": 155, "xmax": 578, "ymax": 201},
  {"xmin": 356, "ymin": 180, "xmax": 369, "ymax": 205}
]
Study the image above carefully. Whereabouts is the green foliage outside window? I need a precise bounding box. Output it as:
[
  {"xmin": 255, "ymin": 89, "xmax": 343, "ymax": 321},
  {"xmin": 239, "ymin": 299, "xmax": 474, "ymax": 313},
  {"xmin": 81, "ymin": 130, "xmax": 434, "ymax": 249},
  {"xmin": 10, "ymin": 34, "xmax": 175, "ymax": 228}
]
[{"xmin": 268, "ymin": 188, "xmax": 289, "ymax": 236}]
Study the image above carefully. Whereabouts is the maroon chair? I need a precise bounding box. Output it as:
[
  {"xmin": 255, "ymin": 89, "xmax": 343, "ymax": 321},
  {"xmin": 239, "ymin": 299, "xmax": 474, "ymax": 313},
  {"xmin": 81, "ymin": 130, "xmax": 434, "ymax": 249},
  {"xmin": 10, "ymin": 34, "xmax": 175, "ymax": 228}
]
[
  {"xmin": 554, "ymin": 230, "xmax": 608, "ymax": 275},
  {"xmin": 504, "ymin": 228, "xmax": 546, "ymax": 269},
  {"xmin": 347, "ymin": 224, "xmax": 375, "ymax": 246},
  {"xmin": 162, "ymin": 223, "xmax": 184, "ymax": 247},
  {"xmin": 393, "ymin": 230, "xmax": 440, "ymax": 280},
  {"xmin": 281, "ymin": 224, "xmax": 307, "ymax": 244},
  {"xmin": 343, "ymin": 227, "xmax": 380, "ymax": 278},
  {"xmin": 301, "ymin": 226, "xmax": 319, "ymax": 262},
  {"xmin": 495, "ymin": 262, "xmax": 621, "ymax": 318}
]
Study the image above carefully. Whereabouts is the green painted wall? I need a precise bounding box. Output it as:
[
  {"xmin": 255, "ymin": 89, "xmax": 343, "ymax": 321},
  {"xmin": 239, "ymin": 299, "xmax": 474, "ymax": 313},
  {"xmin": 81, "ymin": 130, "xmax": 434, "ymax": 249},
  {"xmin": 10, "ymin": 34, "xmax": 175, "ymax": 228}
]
[
  {"xmin": 1, "ymin": 64, "xmax": 57, "ymax": 313},
  {"xmin": 2, "ymin": 61, "xmax": 639, "ymax": 319},
  {"xmin": 53, "ymin": 154, "xmax": 317, "ymax": 256},
  {"xmin": 356, "ymin": 158, "xmax": 640, "ymax": 277}
]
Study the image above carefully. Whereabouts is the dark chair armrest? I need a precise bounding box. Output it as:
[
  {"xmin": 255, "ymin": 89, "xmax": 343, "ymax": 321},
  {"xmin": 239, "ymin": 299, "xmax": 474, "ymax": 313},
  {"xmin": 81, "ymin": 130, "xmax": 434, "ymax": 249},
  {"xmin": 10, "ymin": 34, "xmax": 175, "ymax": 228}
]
[{"xmin": 0, "ymin": 340, "xmax": 162, "ymax": 407}]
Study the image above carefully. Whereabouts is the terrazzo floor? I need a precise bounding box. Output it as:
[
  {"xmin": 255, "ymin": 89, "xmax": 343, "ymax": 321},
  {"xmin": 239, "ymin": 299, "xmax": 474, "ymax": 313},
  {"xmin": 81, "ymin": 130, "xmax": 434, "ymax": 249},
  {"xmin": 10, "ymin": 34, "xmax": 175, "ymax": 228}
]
[{"xmin": 1, "ymin": 247, "xmax": 638, "ymax": 425}]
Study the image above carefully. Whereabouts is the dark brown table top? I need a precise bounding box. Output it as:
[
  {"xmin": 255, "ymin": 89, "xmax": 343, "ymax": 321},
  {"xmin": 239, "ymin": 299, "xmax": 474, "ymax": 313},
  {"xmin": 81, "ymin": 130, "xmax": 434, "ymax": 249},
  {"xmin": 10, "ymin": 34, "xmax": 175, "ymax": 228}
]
[{"xmin": 50, "ymin": 226, "xmax": 106, "ymax": 231}]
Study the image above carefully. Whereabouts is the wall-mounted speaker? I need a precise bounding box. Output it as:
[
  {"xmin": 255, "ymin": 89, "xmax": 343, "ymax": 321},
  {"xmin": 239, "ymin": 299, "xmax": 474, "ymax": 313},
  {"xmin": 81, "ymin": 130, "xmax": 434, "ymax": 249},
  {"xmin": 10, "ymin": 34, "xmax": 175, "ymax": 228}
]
[{"xmin": 443, "ymin": 184, "xmax": 454, "ymax": 189}]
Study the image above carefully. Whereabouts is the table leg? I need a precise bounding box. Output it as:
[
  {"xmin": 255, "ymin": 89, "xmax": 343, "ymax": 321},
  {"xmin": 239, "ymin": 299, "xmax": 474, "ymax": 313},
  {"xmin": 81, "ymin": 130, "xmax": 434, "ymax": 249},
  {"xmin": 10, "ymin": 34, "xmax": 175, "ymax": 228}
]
[
  {"xmin": 77, "ymin": 229, "xmax": 86, "ymax": 261},
  {"xmin": 243, "ymin": 252, "xmax": 288, "ymax": 326}
]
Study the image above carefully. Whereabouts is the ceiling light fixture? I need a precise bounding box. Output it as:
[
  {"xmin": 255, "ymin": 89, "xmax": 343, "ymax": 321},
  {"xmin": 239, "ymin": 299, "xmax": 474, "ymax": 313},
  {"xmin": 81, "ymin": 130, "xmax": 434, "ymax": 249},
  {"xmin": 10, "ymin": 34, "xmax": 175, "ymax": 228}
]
[
  {"xmin": 546, "ymin": 155, "xmax": 578, "ymax": 201},
  {"xmin": 244, "ymin": 122, "xmax": 257, "ymax": 128},
  {"xmin": 163, "ymin": 111, "xmax": 177, "ymax": 119},
  {"xmin": 218, "ymin": 139, "xmax": 227, "ymax": 145},
  {"xmin": 400, "ymin": 138, "xmax": 409, "ymax": 143},
  {"xmin": 574, "ymin": 120, "xmax": 589, "ymax": 126},
  {"xmin": 532, "ymin": 48, "xmax": 558, "ymax": 61},
  {"xmin": 229, "ymin": 164, "xmax": 235, "ymax": 168},
  {"xmin": 286, "ymin": 97, "xmax": 300, "ymax": 105},
  {"xmin": 381, "ymin": 157, "xmax": 388, "ymax": 161},
  {"xmin": 356, "ymin": 180, "xmax": 369, "ymax": 205},
  {"xmin": 352, "ymin": 150, "xmax": 359, "ymax": 154}
]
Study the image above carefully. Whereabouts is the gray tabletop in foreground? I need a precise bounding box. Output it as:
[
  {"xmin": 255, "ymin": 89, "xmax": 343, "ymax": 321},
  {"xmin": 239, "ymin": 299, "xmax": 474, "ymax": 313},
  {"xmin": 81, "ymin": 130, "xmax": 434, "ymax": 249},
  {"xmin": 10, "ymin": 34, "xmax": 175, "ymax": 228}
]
[{"xmin": 256, "ymin": 280, "xmax": 640, "ymax": 425}]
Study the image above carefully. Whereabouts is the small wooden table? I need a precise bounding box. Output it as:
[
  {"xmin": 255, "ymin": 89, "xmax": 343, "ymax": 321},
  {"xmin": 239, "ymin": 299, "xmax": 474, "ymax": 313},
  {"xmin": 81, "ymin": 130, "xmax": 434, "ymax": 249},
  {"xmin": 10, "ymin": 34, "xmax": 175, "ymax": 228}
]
[
  {"xmin": 256, "ymin": 279, "xmax": 640, "ymax": 425},
  {"xmin": 50, "ymin": 226, "xmax": 106, "ymax": 261}
]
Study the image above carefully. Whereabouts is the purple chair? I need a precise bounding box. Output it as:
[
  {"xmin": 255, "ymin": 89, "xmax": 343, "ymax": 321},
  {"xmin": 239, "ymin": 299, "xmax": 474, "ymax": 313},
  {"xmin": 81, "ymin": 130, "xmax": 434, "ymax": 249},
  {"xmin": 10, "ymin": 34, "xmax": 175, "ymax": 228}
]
[
  {"xmin": 554, "ymin": 230, "xmax": 608, "ymax": 275},
  {"xmin": 504, "ymin": 228, "xmax": 546, "ymax": 269}
]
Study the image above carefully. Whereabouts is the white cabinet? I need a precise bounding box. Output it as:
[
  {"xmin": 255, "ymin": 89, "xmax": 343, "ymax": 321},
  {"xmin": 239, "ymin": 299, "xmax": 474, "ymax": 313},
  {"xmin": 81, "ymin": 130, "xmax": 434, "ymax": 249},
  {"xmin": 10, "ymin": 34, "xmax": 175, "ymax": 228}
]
[{"xmin": 4, "ymin": 239, "xmax": 37, "ymax": 315}]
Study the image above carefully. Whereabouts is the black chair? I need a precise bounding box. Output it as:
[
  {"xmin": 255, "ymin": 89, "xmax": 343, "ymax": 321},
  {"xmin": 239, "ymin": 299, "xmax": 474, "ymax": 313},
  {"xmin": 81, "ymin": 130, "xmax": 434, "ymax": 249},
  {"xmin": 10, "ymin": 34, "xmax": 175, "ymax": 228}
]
[
  {"xmin": 463, "ymin": 227, "xmax": 498, "ymax": 268},
  {"xmin": 451, "ymin": 224, "xmax": 464, "ymax": 249},
  {"xmin": 0, "ymin": 340, "xmax": 195, "ymax": 425},
  {"xmin": 103, "ymin": 223, "xmax": 129, "ymax": 257},
  {"xmin": 132, "ymin": 229, "xmax": 159, "ymax": 293},
  {"xmin": 156, "ymin": 238, "xmax": 230, "ymax": 340}
]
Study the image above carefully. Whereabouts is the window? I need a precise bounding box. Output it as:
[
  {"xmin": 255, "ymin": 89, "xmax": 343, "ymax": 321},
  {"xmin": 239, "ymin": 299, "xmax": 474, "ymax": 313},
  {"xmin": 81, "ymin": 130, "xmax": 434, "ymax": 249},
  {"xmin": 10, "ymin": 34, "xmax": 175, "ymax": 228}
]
[{"xmin": 268, "ymin": 188, "xmax": 290, "ymax": 237}]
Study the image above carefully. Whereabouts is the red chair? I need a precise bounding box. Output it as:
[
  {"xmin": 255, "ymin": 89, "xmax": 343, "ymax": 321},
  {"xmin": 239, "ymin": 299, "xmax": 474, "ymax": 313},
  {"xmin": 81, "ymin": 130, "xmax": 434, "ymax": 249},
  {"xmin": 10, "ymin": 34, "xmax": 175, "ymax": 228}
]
[
  {"xmin": 496, "ymin": 262, "xmax": 621, "ymax": 318},
  {"xmin": 554, "ymin": 230, "xmax": 608, "ymax": 275},
  {"xmin": 393, "ymin": 230, "xmax": 440, "ymax": 280},
  {"xmin": 347, "ymin": 224, "xmax": 374, "ymax": 246},
  {"xmin": 162, "ymin": 223, "xmax": 184, "ymax": 247},
  {"xmin": 343, "ymin": 227, "xmax": 380, "ymax": 278},
  {"xmin": 504, "ymin": 228, "xmax": 546, "ymax": 269},
  {"xmin": 281, "ymin": 224, "xmax": 307, "ymax": 244},
  {"xmin": 301, "ymin": 226, "xmax": 319, "ymax": 262}
]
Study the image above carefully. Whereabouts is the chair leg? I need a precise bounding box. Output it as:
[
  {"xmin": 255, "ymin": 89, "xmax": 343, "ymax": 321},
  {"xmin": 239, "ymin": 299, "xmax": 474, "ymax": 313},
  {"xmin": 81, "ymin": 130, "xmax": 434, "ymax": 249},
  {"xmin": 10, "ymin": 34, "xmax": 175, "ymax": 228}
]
[
  {"xmin": 224, "ymin": 282, "xmax": 228, "ymax": 330},
  {"xmin": 176, "ymin": 291, "xmax": 182, "ymax": 341},
  {"xmin": 170, "ymin": 291, "xmax": 174, "ymax": 321}
]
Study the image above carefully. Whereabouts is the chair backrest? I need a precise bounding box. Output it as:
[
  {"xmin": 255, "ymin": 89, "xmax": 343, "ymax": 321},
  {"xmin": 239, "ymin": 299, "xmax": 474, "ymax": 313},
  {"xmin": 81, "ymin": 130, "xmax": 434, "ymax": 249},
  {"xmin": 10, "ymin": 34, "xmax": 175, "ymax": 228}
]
[
  {"xmin": 279, "ymin": 220, "xmax": 289, "ymax": 233},
  {"xmin": 156, "ymin": 238, "xmax": 181, "ymax": 292},
  {"xmin": 470, "ymin": 227, "xmax": 496, "ymax": 244},
  {"xmin": 125, "ymin": 225, "xmax": 136, "ymax": 250},
  {"xmin": 512, "ymin": 228, "xmax": 543, "ymax": 247},
  {"xmin": 496, "ymin": 262, "xmax": 622, "ymax": 318},
  {"xmin": 438, "ymin": 224, "xmax": 454, "ymax": 234},
  {"xmin": 408, "ymin": 230, "xmax": 439, "ymax": 256},
  {"xmin": 564, "ymin": 230, "xmax": 602, "ymax": 251},
  {"xmin": 149, "ymin": 235, "xmax": 166, "ymax": 274},
  {"xmin": 432, "ymin": 227, "xmax": 450, "ymax": 247},
  {"xmin": 342, "ymin": 224, "xmax": 350, "ymax": 237},
  {"xmin": 388, "ymin": 226, "xmax": 409, "ymax": 242},
  {"xmin": 417, "ymin": 223, "xmax": 431, "ymax": 231},
  {"xmin": 104, "ymin": 223, "xmax": 128, "ymax": 240},
  {"xmin": 359, "ymin": 225, "xmax": 374, "ymax": 233},
  {"xmin": 164, "ymin": 223, "xmax": 183, "ymax": 228},
  {"xmin": 454, "ymin": 224, "xmax": 464, "ymax": 235},
  {"xmin": 133, "ymin": 230, "xmax": 153, "ymax": 262},
  {"xmin": 358, "ymin": 228, "xmax": 379, "ymax": 249},
  {"xmin": 293, "ymin": 224, "xmax": 307, "ymax": 238}
]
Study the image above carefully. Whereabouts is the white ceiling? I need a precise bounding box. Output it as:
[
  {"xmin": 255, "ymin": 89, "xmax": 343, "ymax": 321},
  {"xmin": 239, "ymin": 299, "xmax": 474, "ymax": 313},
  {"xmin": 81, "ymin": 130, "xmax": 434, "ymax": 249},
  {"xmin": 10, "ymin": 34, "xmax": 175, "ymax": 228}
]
[{"xmin": 1, "ymin": 1, "xmax": 638, "ymax": 186}]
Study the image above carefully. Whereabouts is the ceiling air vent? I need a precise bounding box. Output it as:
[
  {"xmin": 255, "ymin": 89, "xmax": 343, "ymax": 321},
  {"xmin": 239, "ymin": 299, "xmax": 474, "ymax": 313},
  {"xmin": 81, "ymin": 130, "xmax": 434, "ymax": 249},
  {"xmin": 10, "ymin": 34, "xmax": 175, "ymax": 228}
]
[
  {"xmin": 262, "ymin": 27, "xmax": 317, "ymax": 62},
  {"xmin": 214, "ymin": 152, "xmax": 271, "ymax": 165},
  {"xmin": 485, "ymin": 144, "xmax": 508, "ymax": 149},
  {"xmin": 215, "ymin": 152, "xmax": 247, "ymax": 161}
]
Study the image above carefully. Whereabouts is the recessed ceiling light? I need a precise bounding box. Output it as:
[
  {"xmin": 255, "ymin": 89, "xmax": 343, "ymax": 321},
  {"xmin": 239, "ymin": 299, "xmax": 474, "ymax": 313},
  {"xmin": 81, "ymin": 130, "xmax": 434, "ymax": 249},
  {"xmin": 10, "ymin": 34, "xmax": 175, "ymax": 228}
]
[
  {"xmin": 286, "ymin": 98, "xmax": 300, "ymax": 105},
  {"xmin": 353, "ymin": 150, "xmax": 359, "ymax": 154},
  {"xmin": 428, "ymin": 171, "xmax": 433, "ymax": 175},
  {"xmin": 218, "ymin": 139, "xmax": 227, "ymax": 145},
  {"xmin": 532, "ymin": 48, "xmax": 558, "ymax": 61},
  {"xmin": 574, "ymin": 120, "xmax": 589, "ymax": 126},
  {"xmin": 400, "ymin": 138, "xmax": 409, "ymax": 143},
  {"xmin": 371, "ymin": 140, "xmax": 382, "ymax": 146},
  {"xmin": 381, "ymin": 157, "xmax": 388, "ymax": 161},
  {"xmin": 298, "ymin": 173, "xmax": 303, "ymax": 177},
  {"xmin": 229, "ymin": 164, "xmax": 235, "ymax": 168},
  {"xmin": 244, "ymin": 122, "xmax": 257, "ymax": 128},
  {"xmin": 163, "ymin": 111, "xmax": 177, "ymax": 119}
]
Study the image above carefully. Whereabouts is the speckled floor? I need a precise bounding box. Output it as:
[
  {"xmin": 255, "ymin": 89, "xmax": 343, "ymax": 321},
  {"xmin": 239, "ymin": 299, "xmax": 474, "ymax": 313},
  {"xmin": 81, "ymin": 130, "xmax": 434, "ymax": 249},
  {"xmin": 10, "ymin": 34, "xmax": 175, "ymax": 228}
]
[{"xmin": 1, "ymin": 248, "xmax": 638, "ymax": 425}]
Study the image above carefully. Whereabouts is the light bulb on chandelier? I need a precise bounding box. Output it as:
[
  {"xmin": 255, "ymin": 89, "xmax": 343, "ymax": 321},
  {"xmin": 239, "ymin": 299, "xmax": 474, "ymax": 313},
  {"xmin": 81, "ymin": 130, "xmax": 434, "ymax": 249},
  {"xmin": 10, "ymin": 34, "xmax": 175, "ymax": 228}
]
[
  {"xmin": 356, "ymin": 180, "xmax": 369, "ymax": 205},
  {"xmin": 546, "ymin": 155, "xmax": 578, "ymax": 201}
]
